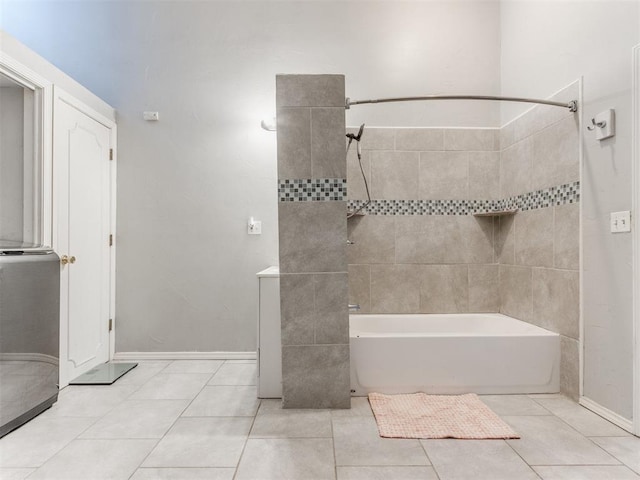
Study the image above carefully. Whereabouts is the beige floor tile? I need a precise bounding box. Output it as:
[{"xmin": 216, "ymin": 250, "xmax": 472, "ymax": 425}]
[
  {"xmin": 129, "ymin": 374, "xmax": 211, "ymax": 400},
  {"xmin": 161, "ymin": 360, "xmax": 224, "ymax": 374},
  {"xmin": 331, "ymin": 397, "xmax": 374, "ymax": 417},
  {"xmin": 182, "ymin": 386, "xmax": 259, "ymax": 417},
  {"xmin": 422, "ymin": 439, "xmax": 538, "ymax": 480},
  {"xmin": 113, "ymin": 365, "xmax": 166, "ymax": 386},
  {"xmin": 337, "ymin": 466, "xmax": 438, "ymax": 479},
  {"xmin": 250, "ymin": 410, "xmax": 332, "ymax": 438},
  {"xmin": 129, "ymin": 467, "xmax": 235, "ymax": 479},
  {"xmin": 0, "ymin": 468, "xmax": 36, "ymax": 479},
  {"xmin": 79, "ymin": 399, "xmax": 189, "ymax": 438},
  {"xmin": 592, "ymin": 437, "xmax": 640, "ymax": 474},
  {"xmin": 256, "ymin": 399, "xmax": 285, "ymax": 414},
  {"xmin": 142, "ymin": 417, "xmax": 251, "ymax": 468},
  {"xmin": 44, "ymin": 385, "xmax": 138, "ymax": 417},
  {"xmin": 235, "ymin": 438, "xmax": 335, "ymax": 480},
  {"xmin": 533, "ymin": 465, "xmax": 640, "ymax": 479},
  {"xmin": 480, "ymin": 395, "xmax": 551, "ymax": 416},
  {"xmin": 504, "ymin": 416, "xmax": 619, "ymax": 465},
  {"xmin": 208, "ymin": 364, "xmax": 256, "ymax": 386},
  {"xmin": 28, "ymin": 439, "xmax": 157, "ymax": 480},
  {"xmin": 333, "ymin": 416, "xmax": 429, "ymax": 466},
  {"xmin": 533, "ymin": 397, "xmax": 630, "ymax": 437},
  {"xmin": 0, "ymin": 417, "xmax": 96, "ymax": 467}
]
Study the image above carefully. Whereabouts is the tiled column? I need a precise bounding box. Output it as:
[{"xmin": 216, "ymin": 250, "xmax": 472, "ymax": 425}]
[{"xmin": 276, "ymin": 74, "xmax": 350, "ymax": 409}]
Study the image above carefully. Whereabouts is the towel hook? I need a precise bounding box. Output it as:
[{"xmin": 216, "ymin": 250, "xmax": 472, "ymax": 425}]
[{"xmin": 587, "ymin": 118, "xmax": 607, "ymax": 131}]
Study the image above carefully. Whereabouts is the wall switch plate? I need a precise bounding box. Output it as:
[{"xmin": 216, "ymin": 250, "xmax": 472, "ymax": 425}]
[
  {"xmin": 143, "ymin": 111, "xmax": 159, "ymax": 121},
  {"xmin": 610, "ymin": 211, "xmax": 631, "ymax": 233},
  {"xmin": 248, "ymin": 219, "xmax": 262, "ymax": 235},
  {"xmin": 595, "ymin": 109, "xmax": 615, "ymax": 140}
]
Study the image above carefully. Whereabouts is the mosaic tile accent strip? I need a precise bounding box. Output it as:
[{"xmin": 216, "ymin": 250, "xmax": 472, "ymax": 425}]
[
  {"xmin": 502, "ymin": 181, "xmax": 580, "ymax": 212},
  {"xmin": 279, "ymin": 178, "xmax": 347, "ymax": 202},
  {"xmin": 346, "ymin": 181, "xmax": 580, "ymax": 215}
]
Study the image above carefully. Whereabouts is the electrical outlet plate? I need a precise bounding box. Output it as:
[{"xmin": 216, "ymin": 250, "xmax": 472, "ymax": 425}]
[{"xmin": 610, "ymin": 211, "xmax": 631, "ymax": 233}]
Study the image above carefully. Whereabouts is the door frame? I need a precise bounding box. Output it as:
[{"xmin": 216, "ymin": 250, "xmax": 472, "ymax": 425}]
[
  {"xmin": 633, "ymin": 43, "xmax": 640, "ymax": 435},
  {"xmin": 53, "ymin": 86, "xmax": 117, "ymax": 387},
  {"xmin": 0, "ymin": 53, "xmax": 53, "ymax": 249}
]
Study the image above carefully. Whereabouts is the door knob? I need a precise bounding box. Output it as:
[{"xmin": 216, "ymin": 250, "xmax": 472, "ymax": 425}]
[
  {"xmin": 60, "ymin": 255, "xmax": 69, "ymax": 265},
  {"xmin": 69, "ymin": 256, "xmax": 76, "ymax": 264}
]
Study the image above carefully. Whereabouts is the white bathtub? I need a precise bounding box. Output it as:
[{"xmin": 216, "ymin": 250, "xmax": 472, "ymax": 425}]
[{"xmin": 350, "ymin": 313, "xmax": 560, "ymax": 396}]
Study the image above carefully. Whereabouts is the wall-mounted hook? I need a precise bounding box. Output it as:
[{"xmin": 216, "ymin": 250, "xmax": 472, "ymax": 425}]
[
  {"xmin": 587, "ymin": 118, "xmax": 607, "ymax": 131},
  {"xmin": 587, "ymin": 109, "xmax": 615, "ymax": 140}
]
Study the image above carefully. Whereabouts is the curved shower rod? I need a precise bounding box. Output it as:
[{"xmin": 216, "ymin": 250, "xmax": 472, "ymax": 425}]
[{"xmin": 345, "ymin": 95, "xmax": 578, "ymax": 112}]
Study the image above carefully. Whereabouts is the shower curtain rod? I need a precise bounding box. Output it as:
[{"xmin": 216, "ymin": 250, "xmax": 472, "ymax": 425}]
[{"xmin": 345, "ymin": 95, "xmax": 578, "ymax": 112}]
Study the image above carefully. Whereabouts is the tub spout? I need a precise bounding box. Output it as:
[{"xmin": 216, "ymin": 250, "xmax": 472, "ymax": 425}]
[{"xmin": 349, "ymin": 304, "xmax": 361, "ymax": 311}]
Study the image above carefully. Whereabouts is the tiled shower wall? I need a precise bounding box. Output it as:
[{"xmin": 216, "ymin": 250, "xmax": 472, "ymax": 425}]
[
  {"xmin": 347, "ymin": 81, "xmax": 580, "ymax": 398},
  {"xmin": 497, "ymin": 82, "xmax": 580, "ymax": 398},
  {"xmin": 347, "ymin": 128, "xmax": 501, "ymax": 314},
  {"xmin": 276, "ymin": 74, "xmax": 350, "ymax": 409}
]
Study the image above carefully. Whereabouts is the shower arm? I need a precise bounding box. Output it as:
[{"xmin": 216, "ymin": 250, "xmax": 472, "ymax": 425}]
[{"xmin": 345, "ymin": 95, "xmax": 578, "ymax": 112}]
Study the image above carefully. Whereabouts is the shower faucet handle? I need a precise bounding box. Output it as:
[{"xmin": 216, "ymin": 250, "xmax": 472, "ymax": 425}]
[{"xmin": 349, "ymin": 304, "xmax": 361, "ymax": 311}]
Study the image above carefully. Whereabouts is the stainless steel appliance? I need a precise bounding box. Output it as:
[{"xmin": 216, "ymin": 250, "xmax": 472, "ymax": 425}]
[{"xmin": 0, "ymin": 251, "xmax": 60, "ymax": 437}]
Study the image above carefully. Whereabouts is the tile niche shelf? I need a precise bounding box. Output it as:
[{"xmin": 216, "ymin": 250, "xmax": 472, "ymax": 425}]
[{"xmin": 473, "ymin": 208, "xmax": 519, "ymax": 217}]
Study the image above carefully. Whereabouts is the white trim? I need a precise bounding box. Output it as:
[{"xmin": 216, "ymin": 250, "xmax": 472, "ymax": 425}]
[
  {"xmin": 54, "ymin": 87, "xmax": 115, "ymax": 130},
  {"xmin": 113, "ymin": 351, "xmax": 257, "ymax": 361},
  {"xmin": 580, "ymin": 396, "xmax": 634, "ymax": 433},
  {"xmin": 0, "ymin": 55, "xmax": 53, "ymax": 250},
  {"xmin": 578, "ymin": 76, "xmax": 584, "ymax": 399},
  {"xmin": 0, "ymin": 353, "xmax": 59, "ymax": 365},
  {"xmin": 53, "ymin": 86, "xmax": 117, "ymax": 387},
  {"xmin": 109, "ymin": 128, "xmax": 117, "ymax": 362},
  {"xmin": 632, "ymin": 43, "xmax": 640, "ymax": 435}
]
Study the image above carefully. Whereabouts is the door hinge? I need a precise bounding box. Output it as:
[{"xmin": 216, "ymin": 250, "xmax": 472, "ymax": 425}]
[
  {"xmin": 109, "ymin": 234, "xmax": 113, "ymax": 247},
  {"xmin": 109, "ymin": 148, "xmax": 114, "ymax": 161},
  {"xmin": 109, "ymin": 318, "xmax": 113, "ymax": 331}
]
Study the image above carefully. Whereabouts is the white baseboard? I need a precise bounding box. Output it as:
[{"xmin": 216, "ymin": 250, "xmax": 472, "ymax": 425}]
[
  {"xmin": 0, "ymin": 353, "xmax": 59, "ymax": 365},
  {"xmin": 113, "ymin": 351, "xmax": 257, "ymax": 361},
  {"xmin": 579, "ymin": 396, "xmax": 634, "ymax": 433}
]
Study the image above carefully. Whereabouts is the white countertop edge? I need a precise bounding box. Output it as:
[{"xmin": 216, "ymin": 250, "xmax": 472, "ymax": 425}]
[{"xmin": 256, "ymin": 266, "xmax": 279, "ymax": 278}]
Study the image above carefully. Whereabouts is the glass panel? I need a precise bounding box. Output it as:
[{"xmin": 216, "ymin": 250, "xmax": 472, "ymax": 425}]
[{"xmin": 0, "ymin": 72, "xmax": 41, "ymax": 249}]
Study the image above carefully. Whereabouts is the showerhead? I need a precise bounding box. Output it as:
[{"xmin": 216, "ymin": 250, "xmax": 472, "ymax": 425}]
[{"xmin": 346, "ymin": 124, "xmax": 365, "ymax": 143}]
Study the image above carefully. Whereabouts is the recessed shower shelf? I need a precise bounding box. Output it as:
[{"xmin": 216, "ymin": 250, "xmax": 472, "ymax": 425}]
[{"xmin": 473, "ymin": 208, "xmax": 519, "ymax": 217}]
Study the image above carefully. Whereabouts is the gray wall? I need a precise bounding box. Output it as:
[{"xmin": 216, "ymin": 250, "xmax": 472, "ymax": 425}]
[
  {"xmin": 0, "ymin": 1, "xmax": 502, "ymax": 353},
  {"xmin": 501, "ymin": 0, "xmax": 639, "ymax": 421}
]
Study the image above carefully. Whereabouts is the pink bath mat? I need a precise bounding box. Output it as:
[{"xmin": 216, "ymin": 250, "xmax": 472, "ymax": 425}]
[{"xmin": 368, "ymin": 392, "xmax": 520, "ymax": 439}]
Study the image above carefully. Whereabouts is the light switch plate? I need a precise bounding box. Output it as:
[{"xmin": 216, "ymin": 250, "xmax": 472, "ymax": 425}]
[{"xmin": 610, "ymin": 211, "xmax": 631, "ymax": 233}]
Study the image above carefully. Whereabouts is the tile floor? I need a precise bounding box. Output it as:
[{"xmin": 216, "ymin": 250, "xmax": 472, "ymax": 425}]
[{"xmin": 0, "ymin": 359, "xmax": 639, "ymax": 479}]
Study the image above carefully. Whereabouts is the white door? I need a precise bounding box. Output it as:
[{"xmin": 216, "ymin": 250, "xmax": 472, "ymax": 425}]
[{"xmin": 54, "ymin": 91, "xmax": 112, "ymax": 386}]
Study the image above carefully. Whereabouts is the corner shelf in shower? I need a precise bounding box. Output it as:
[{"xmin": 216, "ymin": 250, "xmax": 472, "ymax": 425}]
[
  {"xmin": 347, "ymin": 210, "xmax": 366, "ymax": 218},
  {"xmin": 473, "ymin": 208, "xmax": 519, "ymax": 217}
]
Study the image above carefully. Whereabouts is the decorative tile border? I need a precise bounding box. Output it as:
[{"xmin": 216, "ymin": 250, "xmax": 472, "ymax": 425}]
[
  {"xmin": 503, "ymin": 182, "xmax": 580, "ymax": 212},
  {"xmin": 279, "ymin": 178, "xmax": 347, "ymax": 202},
  {"xmin": 346, "ymin": 181, "xmax": 580, "ymax": 215}
]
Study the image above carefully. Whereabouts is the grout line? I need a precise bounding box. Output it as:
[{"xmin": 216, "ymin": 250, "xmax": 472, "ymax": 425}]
[
  {"xmin": 502, "ymin": 437, "xmax": 544, "ymax": 479},
  {"xmin": 417, "ymin": 439, "xmax": 442, "ymax": 480},
  {"xmin": 232, "ymin": 398, "xmax": 261, "ymax": 480}
]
